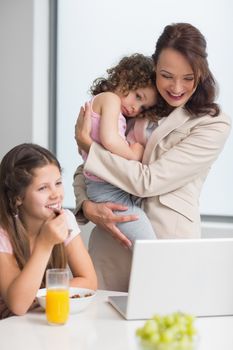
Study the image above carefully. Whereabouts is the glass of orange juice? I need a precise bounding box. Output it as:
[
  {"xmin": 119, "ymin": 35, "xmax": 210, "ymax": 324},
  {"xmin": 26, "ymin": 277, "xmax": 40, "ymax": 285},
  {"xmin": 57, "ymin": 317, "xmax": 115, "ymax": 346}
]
[{"xmin": 46, "ymin": 268, "xmax": 70, "ymax": 325}]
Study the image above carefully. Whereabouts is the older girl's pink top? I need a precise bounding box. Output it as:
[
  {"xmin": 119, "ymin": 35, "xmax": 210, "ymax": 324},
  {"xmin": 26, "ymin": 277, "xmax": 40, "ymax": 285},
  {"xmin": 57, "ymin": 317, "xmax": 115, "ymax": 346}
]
[{"xmin": 0, "ymin": 209, "xmax": 80, "ymax": 319}]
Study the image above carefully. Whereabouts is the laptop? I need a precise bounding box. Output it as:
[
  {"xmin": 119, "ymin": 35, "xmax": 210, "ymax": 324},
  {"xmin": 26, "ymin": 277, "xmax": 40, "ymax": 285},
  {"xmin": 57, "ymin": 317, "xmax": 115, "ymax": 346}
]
[{"xmin": 108, "ymin": 238, "xmax": 233, "ymax": 320}]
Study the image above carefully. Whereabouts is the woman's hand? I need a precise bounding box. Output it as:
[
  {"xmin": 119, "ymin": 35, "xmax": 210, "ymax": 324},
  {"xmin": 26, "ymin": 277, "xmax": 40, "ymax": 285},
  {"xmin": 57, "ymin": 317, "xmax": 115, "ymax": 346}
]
[
  {"xmin": 82, "ymin": 200, "xmax": 139, "ymax": 249},
  {"xmin": 75, "ymin": 102, "xmax": 93, "ymax": 153}
]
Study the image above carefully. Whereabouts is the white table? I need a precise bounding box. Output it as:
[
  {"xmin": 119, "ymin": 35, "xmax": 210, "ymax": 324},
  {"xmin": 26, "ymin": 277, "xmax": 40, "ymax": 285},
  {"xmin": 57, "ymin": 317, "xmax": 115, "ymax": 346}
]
[{"xmin": 1, "ymin": 290, "xmax": 233, "ymax": 350}]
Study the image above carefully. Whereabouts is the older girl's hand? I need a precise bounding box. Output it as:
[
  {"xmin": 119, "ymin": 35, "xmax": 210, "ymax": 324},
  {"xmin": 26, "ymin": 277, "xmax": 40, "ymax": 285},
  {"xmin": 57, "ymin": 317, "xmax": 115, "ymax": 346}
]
[
  {"xmin": 82, "ymin": 200, "xmax": 139, "ymax": 249},
  {"xmin": 75, "ymin": 102, "xmax": 93, "ymax": 153},
  {"xmin": 38, "ymin": 210, "xmax": 69, "ymax": 247}
]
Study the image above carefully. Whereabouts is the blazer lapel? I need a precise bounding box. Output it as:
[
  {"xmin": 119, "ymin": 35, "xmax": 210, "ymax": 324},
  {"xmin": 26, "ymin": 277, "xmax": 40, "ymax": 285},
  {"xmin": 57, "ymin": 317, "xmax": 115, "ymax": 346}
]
[{"xmin": 142, "ymin": 107, "xmax": 191, "ymax": 163}]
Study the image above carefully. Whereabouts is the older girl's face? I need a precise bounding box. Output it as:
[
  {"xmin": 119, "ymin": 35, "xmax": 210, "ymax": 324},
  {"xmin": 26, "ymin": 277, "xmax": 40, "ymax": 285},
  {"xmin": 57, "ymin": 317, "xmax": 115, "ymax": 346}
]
[
  {"xmin": 17, "ymin": 164, "xmax": 64, "ymax": 228},
  {"xmin": 155, "ymin": 48, "xmax": 196, "ymax": 107}
]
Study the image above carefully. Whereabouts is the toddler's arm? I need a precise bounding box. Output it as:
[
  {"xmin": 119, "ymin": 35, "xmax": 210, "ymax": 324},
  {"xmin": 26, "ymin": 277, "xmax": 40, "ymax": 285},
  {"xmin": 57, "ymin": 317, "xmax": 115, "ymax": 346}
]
[{"xmin": 98, "ymin": 92, "xmax": 144, "ymax": 161}]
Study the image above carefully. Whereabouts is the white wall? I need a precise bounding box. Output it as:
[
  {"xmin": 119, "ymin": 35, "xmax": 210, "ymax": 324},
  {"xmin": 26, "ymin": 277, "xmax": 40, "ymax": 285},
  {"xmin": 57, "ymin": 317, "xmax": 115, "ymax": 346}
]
[
  {"xmin": 0, "ymin": 0, "xmax": 49, "ymax": 160},
  {"xmin": 1, "ymin": 0, "xmax": 232, "ymax": 221},
  {"xmin": 56, "ymin": 0, "xmax": 233, "ymax": 216}
]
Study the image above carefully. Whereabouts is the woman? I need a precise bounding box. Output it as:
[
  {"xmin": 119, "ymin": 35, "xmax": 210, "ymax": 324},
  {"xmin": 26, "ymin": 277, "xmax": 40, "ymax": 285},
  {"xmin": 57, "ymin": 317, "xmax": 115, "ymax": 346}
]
[{"xmin": 73, "ymin": 23, "xmax": 231, "ymax": 292}]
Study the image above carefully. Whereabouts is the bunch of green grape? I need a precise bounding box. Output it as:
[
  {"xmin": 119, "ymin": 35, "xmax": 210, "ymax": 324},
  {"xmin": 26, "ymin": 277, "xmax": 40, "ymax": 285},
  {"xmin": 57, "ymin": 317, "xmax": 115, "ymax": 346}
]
[{"xmin": 136, "ymin": 312, "xmax": 197, "ymax": 350}]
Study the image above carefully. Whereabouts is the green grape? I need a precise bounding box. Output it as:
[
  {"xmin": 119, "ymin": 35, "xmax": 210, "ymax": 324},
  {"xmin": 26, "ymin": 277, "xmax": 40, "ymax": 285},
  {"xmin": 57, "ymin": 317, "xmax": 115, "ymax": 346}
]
[{"xmin": 136, "ymin": 312, "xmax": 197, "ymax": 350}]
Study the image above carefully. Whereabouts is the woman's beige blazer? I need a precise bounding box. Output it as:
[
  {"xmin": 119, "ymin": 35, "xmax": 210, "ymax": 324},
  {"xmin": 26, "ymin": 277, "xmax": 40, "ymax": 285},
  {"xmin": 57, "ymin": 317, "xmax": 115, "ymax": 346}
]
[{"xmin": 73, "ymin": 107, "xmax": 231, "ymax": 291}]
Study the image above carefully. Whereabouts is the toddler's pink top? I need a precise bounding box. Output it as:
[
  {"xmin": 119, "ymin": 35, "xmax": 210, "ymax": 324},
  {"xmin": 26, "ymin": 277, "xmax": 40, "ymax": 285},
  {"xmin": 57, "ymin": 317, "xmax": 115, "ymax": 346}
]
[{"xmin": 82, "ymin": 95, "xmax": 127, "ymax": 182}]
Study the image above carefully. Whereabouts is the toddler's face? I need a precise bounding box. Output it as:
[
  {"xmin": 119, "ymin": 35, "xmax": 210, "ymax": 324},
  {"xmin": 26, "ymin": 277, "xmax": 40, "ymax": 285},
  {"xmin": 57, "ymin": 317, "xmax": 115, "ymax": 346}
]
[{"xmin": 120, "ymin": 87, "xmax": 157, "ymax": 117}]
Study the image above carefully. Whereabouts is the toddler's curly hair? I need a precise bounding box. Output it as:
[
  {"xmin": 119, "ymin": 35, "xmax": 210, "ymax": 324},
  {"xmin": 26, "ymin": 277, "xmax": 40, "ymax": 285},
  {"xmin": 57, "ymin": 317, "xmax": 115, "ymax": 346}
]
[
  {"xmin": 90, "ymin": 53, "xmax": 156, "ymax": 95},
  {"xmin": 90, "ymin": 53, "xmax": 157, "ymax": 120}
]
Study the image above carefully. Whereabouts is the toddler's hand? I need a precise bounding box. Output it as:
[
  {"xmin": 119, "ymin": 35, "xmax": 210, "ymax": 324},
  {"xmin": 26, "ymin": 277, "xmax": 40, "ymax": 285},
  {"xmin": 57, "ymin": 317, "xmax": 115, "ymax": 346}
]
[{"xmin": 129, "ymin": 142, "xmax": 144, "ymax": 161}]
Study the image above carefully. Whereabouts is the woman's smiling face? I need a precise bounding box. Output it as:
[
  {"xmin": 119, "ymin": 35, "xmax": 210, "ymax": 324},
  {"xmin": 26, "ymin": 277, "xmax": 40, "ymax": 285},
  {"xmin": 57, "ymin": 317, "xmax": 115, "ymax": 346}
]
[{"xmin": 155, "ymin": 48, "xmax": 196, "ymax": 108}]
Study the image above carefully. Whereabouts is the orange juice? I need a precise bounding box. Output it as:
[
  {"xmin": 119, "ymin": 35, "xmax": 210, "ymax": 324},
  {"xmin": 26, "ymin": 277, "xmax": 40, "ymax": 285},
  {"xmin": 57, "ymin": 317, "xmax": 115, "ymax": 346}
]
[{"xmin": 46, "ymin": 289, "xmax": 69, "ymax": 325}]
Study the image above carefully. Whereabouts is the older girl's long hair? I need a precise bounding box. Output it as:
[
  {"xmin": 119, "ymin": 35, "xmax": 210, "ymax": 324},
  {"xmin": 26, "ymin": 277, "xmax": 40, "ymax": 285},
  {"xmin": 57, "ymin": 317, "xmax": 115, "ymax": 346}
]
[
  {"xmin": 152, "ymin": 23, "xmax": 220, "ymax": 118},
  {"xmin": 0, "ymin": 143, "xmax": 67, "ymax": 286}
]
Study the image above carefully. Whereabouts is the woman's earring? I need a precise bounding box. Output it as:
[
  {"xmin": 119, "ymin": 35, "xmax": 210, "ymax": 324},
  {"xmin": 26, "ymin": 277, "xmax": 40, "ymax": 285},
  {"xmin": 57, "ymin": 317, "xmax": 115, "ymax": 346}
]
[{"xmin": 14, "ymin": 207, "xmax": 19, "ymax": 219}]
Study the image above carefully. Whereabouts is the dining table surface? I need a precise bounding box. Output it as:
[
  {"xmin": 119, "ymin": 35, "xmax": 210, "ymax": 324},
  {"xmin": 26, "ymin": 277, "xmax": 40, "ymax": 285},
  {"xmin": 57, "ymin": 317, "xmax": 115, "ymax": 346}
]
[{"xmin": 1, "ymin": 289, "xmax": 233, "ymax": 350}]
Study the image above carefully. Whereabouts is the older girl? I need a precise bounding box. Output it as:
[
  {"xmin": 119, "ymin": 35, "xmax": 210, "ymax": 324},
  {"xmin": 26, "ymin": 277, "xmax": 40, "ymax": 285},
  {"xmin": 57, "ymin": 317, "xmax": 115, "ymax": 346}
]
[{"xmin": 0, "ymin": 143, "xmax": 97, "ymax": 318}]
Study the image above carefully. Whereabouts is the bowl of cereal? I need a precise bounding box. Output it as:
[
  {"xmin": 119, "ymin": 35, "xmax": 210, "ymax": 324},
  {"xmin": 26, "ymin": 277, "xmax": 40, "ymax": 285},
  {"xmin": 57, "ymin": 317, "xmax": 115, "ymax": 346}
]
[{"xmin": 36, "ymin": 287, "xmax": 96, "ymax": 314}]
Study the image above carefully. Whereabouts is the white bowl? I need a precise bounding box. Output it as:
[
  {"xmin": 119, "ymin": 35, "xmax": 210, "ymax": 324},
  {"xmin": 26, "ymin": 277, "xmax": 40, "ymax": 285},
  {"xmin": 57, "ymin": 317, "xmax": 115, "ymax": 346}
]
[{"xmin": 36, "ymin": 287, "xmax": 96, "ymax": 314}]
